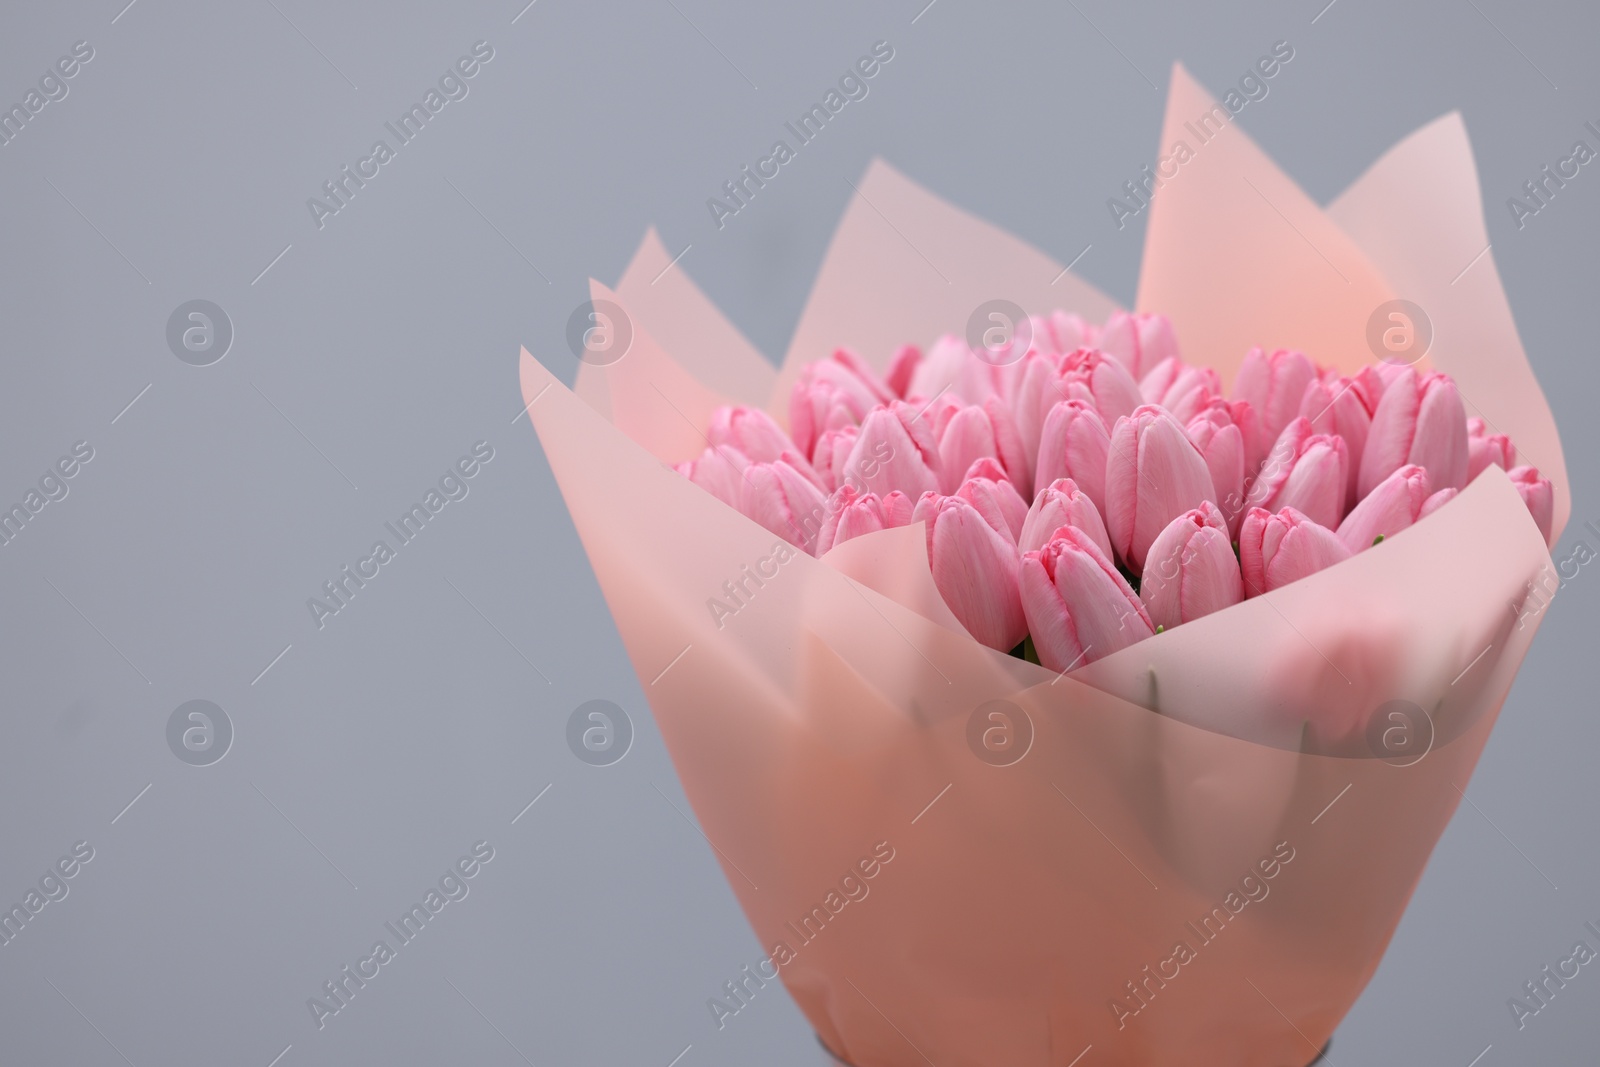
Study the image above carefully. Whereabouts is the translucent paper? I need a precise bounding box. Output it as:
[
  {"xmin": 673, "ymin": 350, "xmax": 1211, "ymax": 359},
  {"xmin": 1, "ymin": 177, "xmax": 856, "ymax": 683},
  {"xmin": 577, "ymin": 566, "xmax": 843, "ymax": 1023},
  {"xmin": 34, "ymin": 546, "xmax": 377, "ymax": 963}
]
[{"xmin": 523, "ymin": 64, "xmax": 1564, "ymax": 1067}]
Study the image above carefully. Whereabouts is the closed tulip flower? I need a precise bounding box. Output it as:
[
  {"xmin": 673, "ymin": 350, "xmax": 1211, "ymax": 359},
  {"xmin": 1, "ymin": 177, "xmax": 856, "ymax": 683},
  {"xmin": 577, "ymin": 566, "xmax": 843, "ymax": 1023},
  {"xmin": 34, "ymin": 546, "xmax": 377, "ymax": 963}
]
[
  {"xmin": 1021, "ymin": 525, "xmax": 1154, "ymax": 671},
  {"xmin": 1057, "ymin": 347, "xmax": 1145, "ymax": 425},
  {"xmin": 913, "ymin": 493, "xmax": 1027, "ymax": 651},
  {"xmin": 1140, "ymin": 356, "xmax": 1221, "ymax": 425},
  {"xmin": 1358, "ymin": 367, "xmax": 1469, "ymax": 498},
  {"xmin": 1020, "ymin": 478, "xmax": 1113, "ymax": 558},
  {"xmin": 1508, "ymin": 465, "xmax": 1554, "ymax": 545},
  {"xmin": 1299, "ymin": 366, "xmax": 1382, "ymax": 502},
  {"xmin": 1186, "ymin": 404, "xmax": 1247, "ymax": 533},
  {"xmin": 742, "ymin": 456, "xmax": 832, "ymax": 555},
  {"xmin": 675, "ymin": 444, "xmax": 751, "ymax": 510},
  {"xmin": 845, "ymin": 401, "xmax": 942, "ymax": 499},
  {"xmin": 1233, "ymin": 347, "xmax": 1318, "ymax": 448},
  {"xmin": 1035, "ymin": 399, "xmax": 1111, "ymax": 517},
  {"xmin": 1336, "ymin": 464, "xmax": 1431, "ymax": 553},
  {"xmin": 816, "ymin": 485, "xmax": 914, "ymax": 554},
  {"xmin": 789, "ymin": 349, "xmax": 891, "ymax": 458},
  {"xmin": 883, "ymin": 344, "xmax": 922, "ymax": 399},
  {"xmin": 1096, "ymin": 311, "xmax": 1179, "ymax": 381},
  {"xmin": 935, "ymin": 397, "xmax": 1030, "ymax": 493},
  {"xmin": 1105, "ymin": 405, "xmax": 1219, "ymax": 574},
  {"xmin": 1244, "ymin": 418, "xmax": 1350, "ymax": 530},
  {"xmin": 1139, "ymin": 501, "xmax": 1243, "ymax": 631},
  {"xmin": 1239, "ymin": 506, "xmax": 1352, "ymax": 595},
  {"xmin": 708, "ymin": 404, "xmax": 800, "ymax": 464},
  {"xmin": 1466, "ymin": 416, "xmax": 1515, "ymax": 482},
  {"xmin": 955, "ymin": 458, "xmax": 1030, "ymax": 542}
]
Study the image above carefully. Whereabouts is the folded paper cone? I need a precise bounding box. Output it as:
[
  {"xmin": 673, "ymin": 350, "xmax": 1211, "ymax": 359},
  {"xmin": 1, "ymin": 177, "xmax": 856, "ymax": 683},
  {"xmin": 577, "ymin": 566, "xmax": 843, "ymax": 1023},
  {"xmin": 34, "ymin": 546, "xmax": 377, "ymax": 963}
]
[{"xmin": 521, "ymin": 64, "xmax": 1563, "ymax": 1067}]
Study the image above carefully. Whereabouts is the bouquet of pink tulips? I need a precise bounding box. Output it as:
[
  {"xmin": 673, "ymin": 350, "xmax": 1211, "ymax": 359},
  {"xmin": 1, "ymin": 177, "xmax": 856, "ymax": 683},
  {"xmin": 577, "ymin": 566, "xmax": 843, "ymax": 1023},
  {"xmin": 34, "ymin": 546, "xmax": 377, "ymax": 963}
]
[
  {"xmin": 678, "ymin": 318, "xmax": 1553, "ymax": 678},
  {"xmin": 522, "ymin": 65, "xmax": 1566, "ymax": 1067}
]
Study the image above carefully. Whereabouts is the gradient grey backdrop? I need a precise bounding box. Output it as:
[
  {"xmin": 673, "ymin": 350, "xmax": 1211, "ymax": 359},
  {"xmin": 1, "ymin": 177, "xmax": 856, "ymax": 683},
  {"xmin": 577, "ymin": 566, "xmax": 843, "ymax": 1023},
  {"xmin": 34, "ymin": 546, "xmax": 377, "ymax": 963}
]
[{"xmin": 1, "ymin": 1, "xmax": 1595, "ymax": 1064}]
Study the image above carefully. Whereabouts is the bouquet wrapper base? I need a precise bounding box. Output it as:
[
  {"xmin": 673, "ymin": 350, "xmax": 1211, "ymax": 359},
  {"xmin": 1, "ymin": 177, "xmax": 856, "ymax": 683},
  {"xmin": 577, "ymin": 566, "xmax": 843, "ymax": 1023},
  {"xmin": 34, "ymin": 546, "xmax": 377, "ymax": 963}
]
[
  {"xmin": 521, "ymin": 58, "xmax": 1564, "ymax": 1067},
  {"xmin": 526, "ymin": 348, "xmax": 1551, "ymax": 1067}
]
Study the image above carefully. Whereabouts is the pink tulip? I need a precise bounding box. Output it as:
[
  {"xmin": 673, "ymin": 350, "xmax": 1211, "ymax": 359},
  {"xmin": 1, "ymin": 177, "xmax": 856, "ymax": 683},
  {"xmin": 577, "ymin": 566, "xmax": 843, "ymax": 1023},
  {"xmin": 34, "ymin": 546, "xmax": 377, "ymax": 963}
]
[
  {"xmin": 1298, "ymin": 367, "xmax": 1382, "ymax": 502},
  {"xmin": 811, "ymin": 426, "xmax": 858, "ymax": 492},
  {"xmin": 1420, "ymin": 487, "xmax": 1457, "ymax": 519},
  {"xmin": 675, "ymin": 444, "xmax": 751, "ymax": 510},
  {"xmin": 934, "ymin": 397, "xmax": 1029, "ymax": 493},
  {"xmin": 1140, "ymin": 356, "xmax": 1221, "ymax": 424},
  {"xmin": 1239, "ymin": 506, "xmax": 1352, "ymax": 595},
  {"xmin": 844, "ymin": 401, "xmax": 941, "ymax": 499},
  {"xmin": 1057, "ymin": 347, "xmax": 1145, "ymax": 425},
  {"xmin": 913, "ymin": 493, "xmax": 1027, "ymax": 651},
  {"xmin": 1010, "ymin": 351, "xmax": 1062, "ymax": 463},
  {"xmin": 741, "ymin": 456, "xmax": 832, "ymax": 555},
  {"xmin": 1034, "ymin": 399, "xmax": 1111, "ymax": 517},
  {"xmin": 884, "ymin": 344, "xmax": 922, "ymax": 399},
  {"xmin": 1358, "ymin": 367, "xmax": 1469, "ymax": 498},
  {"xmin": 1096, "ymin": 311, "xmax": 1179, "ymax": 381},
  {"xmin": 707, "ymin": 405, "xmax": 796, "ymax": 464},
  {"xmin": 789, "ymin": 349, "xmax": 892, "ymax": 458},
  {"xmin": 1020, "ymin": 478, "xmax": 1113, "ymax": 558},
  {"xmin": 1466, "ymin": 416, "xmax": 1515, "ymax": 481},
  {"xmin": 1244, "ymin": 418, "xmax": 1350, "ymax": 530},
  {"xmin": 1021, "ymin": 525, "xmax": 1154, "ymax": 671},
  {"xmin": 816, "ymin": 485, "xmax": 914, "ymax": 554},
  {"xmin": 1335, "ymin": 464, "xmax": 1431, "ymax": 553},
  {"xmin": 907, "ymin": 334, "xmax": 999, "ymax": 405},
  {"xmin": 1233, "ymin": 347, "xmax": 1318, "ymax": 448},
  {"xmin": 1140, "ymin": 501, "xmax": 1244, "ymax": 630},
  {"xmin": 1508, "ymin": 465, "xmax": 1554, "ymax": 545},
  {"xmin": 1045, "ymin": 311, "xmax": 1094, "ymax": 355},
  {"xmin": 1186, "ymin": 405, "xmax": 1247, "ymax": 534},
  {"xmin": 955, "ymin": 458, "xmax": 1030, "ymax": 542},
  {"xmin": 1105, "ymin": 405, "xmax": 1219, "ymax": 574}
]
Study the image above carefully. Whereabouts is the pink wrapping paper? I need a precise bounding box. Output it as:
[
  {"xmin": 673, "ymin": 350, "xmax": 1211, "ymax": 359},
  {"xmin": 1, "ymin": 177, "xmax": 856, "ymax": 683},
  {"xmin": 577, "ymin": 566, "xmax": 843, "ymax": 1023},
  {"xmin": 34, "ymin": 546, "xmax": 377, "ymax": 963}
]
[{"xmin": 521, "ymin": 64, "xmax": 1564, "ymax": 1066}]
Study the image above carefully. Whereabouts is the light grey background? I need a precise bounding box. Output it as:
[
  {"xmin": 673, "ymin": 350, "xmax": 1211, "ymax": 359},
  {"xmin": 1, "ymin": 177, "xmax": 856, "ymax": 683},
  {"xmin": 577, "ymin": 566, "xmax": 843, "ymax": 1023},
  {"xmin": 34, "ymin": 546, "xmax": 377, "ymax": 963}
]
[{"xmin": 0, "ymin": 1, "xmax": 1595, "ymax": 1064}]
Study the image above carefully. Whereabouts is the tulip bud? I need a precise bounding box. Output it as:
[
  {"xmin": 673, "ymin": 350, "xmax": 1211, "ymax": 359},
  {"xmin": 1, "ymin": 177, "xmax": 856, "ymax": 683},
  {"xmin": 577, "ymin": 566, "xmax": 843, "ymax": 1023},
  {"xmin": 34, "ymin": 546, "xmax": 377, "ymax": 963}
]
[
  {"xmin": 741, "ymin": 457, "xmax": 832, "ymax": 555},
  {"xmin": 1508, "ymin": 465, "xmax": 1554, "ymax": 545},
  {"xmin": 791, "ymin": 349, "xmax": 893, "ymax": 453},
  {"xmin": 1021, "ymin": 525, "xmax": 1154, "ymax": 671},
  {"xmin": 1358, "ymin": 367, "xmax": 1469, "ymax": 498},
  {"xmin": 1466, "ymin": 416, "xmax": 1515, "ymax": 482},
  {"xmin": 913, "ymin": 493, "xmax": 1027, "ymax": 651},
  {"xmin": 935, "ymin": 397, "xmax": 1030, "ymax": 493},
  {"xmin": 1186, "ymin": 405, "xmax": 1247, "ymax": 534},
  {"xmin": 675, "ymin": 444, "xmax": 751, "ymax": 510},
  {"xmin": 816, "ymin": 485, "xmax": 914, "ymax": 554},
  {"xmin": 1139, "ymin": 501, "xmax": 1243, "ymax": 630},
  {"xmin": 907, "ymin": 334, "xmax": 999, "ymax": 405},
  {"xmin": 811, "ymin": 426, "xmax": 858, "ymax": 493},
  {"xmin": 1035, "ymin": 399, "xmax": 1111, "ymax": 517},
  {"xmin": 1020, "ymin": 478, "xmax": 1113, "ymax": 558},
  {"xmin": 1336, "ymin": 464, "xmax": 1431, "ymax": 553},
  {"xmin": 1298, "ymin": 368, "xmax": 1380, "ymax": 503},
  {"xmin": 1096, "ymin": 311, "xmax": 1179, "ymax": 381},
  {"xmin": 884, "ymin": 344, "xmax": 922, "ymax": 399},
  {"xmin": 1057, "ymin": 347, "xmax": 1145, "ymax": 425},
  {"xmin": 1140, "ymin": 356, "xmax": 1220, "ymax": 424},
  {"xmin": 1244, "ymin": 418, "xmax": 1350, "ymax": 530},
  {"xmin": 1046, "ymin": 311, "xmax": 1094, "ymax": 355},
  {"xmin": 1233, "ymin": 347, "xmax": 1318, "ymax": 448},
  {"xmin": 1105, "ymin": 405, "xmax": 1219, "ymax": 574},
  {"xmin": 1420, "ymin": 487, "xmax": 1457, "ymax": 519},
  {"xmin": 956, "ymin": 458, "xmax": 1030, "ymax": 542},
  {"xmin": 845, "ymin": 401, "xmax": 942, "ymax": 499},
  {"xmin": 1239, "ymin": 506, "xmax": 1352, "ymax": 595},
  {"xmin": 707, "ymin": 405, "xmax": 797, "ymax": 464}
]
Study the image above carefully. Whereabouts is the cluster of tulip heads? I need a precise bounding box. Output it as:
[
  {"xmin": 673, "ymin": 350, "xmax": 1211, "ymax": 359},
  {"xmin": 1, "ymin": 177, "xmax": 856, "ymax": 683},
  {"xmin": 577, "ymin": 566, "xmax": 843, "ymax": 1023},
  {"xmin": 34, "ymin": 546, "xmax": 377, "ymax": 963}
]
[{"xmin": 675, "ymin": 310, "xmax": 1553, "ymax": 673}]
